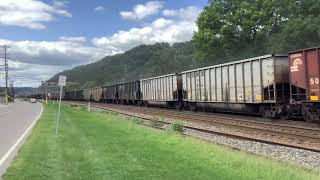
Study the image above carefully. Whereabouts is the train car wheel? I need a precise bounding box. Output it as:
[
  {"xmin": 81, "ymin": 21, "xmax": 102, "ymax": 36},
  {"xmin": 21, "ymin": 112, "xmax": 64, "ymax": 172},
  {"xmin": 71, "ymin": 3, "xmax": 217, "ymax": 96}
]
[
  {"xmin": 190, "ymin": 103, "xmax": 197, "ymax": 111},
  {"xmin": 175, "ymin": 102, "xmax": 182, "ymax": 111},
  {"xmin": 144, "ymin": 101, "xmax": 149, "ymax": 107},
  {"xmin": 303, "ymin": 113, "xmax": 313, "ymax": 123},
  {"xmin": 302, "ymin": 107, "xmax": 315, "ymax": 123}
]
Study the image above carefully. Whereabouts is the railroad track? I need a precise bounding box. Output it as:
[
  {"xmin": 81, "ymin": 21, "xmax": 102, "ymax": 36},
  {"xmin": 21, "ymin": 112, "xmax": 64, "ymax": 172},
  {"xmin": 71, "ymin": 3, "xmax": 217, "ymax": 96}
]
[{"xmin": 67, "ymin": 101, "xmax": 320, "ymax": 152}]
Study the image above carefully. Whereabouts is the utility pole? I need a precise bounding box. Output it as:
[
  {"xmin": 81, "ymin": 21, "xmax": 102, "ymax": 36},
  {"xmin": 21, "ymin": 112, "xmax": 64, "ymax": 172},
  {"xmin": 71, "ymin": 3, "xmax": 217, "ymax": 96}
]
[
  {"xmin": 5, "ymin": 45, "xmax": 8, "ymax": 104},
  {"xmin": 10, "ymin": 80, "xmax": 14, "ymax": 102},
  {"xmin": 0, "ymin": 45, "xmax": 9, "ymax": 104},
  {"xmin": 42, "ymin": 81, "xmax": 48, "ymax": 104}
]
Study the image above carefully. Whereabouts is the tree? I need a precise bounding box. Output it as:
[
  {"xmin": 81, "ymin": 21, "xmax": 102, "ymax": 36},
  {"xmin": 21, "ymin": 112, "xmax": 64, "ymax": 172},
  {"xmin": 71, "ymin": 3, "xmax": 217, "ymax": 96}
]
[{"xmin": 193, "ymin": 0, "xmax": 320, "ymax": 63}]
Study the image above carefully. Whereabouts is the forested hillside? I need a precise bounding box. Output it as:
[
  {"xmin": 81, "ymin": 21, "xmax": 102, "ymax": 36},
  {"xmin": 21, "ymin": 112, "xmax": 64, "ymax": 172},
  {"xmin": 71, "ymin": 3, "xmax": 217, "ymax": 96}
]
[
  {"xmin": 51, "ymin": 0, "xmax": 320, "ymax": 90},
  {"xmin": 51, "ymin": 42, "xmax": 200, "ymax": 90}
]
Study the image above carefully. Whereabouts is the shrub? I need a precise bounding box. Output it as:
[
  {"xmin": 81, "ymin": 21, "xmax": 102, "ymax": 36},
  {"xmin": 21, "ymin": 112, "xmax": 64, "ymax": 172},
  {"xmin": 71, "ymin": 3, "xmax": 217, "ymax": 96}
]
[
  {"xmin": 131, "ymin": 117, "xmax": 144, "ymax": 124},
  {"xmin": 150, "ymin": 116, "xmax": 163, "ymax": 127},
  {"xmin": 171, "ymin": 121, "xmax": 184, "ymax": 132},
  {"xmin": 109, "ymin": 111, "xmax": 119, "ymax": 116}
]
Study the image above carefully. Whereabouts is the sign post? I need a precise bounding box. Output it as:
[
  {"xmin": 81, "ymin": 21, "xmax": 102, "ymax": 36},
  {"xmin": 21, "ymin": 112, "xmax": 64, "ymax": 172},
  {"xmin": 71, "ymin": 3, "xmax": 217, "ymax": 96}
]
[{"xmin": 55, "ymin": 75, "xmax": 66, "ymax": 135}]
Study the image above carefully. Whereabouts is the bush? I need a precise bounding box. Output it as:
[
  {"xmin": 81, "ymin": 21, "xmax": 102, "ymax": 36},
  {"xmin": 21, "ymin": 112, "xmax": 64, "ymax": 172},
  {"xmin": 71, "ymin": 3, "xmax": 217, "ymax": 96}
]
[
  {"xmin": 150, "ymin": 116, "xmax": 163, "ymax": 127},
  {"xmin": 171, "ymin": 121, "xmax": 184, "ymax": 132},
  {"xmin": 131, "ymin": 117, "xmax": 144, "ymax": 124},
  {"xmin": 109, "ymin": 111, "xmax": 119, "ymax": 116}
]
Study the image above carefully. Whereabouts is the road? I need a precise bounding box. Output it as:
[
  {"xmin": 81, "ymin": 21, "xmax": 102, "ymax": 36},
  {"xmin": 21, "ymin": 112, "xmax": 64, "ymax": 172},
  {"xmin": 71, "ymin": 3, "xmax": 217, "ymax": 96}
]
[{"xmin": 0, "ymin": 100, "xmax": 42, "ymax": 177}]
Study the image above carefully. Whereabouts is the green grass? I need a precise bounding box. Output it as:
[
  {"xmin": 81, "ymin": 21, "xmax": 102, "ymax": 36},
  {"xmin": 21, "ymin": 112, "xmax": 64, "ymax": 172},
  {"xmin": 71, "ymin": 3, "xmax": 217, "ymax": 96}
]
[{"xmin": 3, "ymin": 104, "xmax": 320, "ymax": 180}]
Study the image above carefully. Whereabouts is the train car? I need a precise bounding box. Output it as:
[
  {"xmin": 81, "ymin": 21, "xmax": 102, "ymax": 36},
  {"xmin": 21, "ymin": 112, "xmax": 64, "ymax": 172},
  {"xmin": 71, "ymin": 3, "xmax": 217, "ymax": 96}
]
[
  {"xmin": 140, "ymin": 73, "xmax": 183, "ymax": 108},
  {"xmin": 91, "ymin": 87, "xmax": 103, "ymax": 102},
  {"xmin": 102, "ymin": 84, "xmax": 118, "ymax": 103},
  {"xmin": 180, "ymin": 54, "xmax": 289, "ymax": 117},
  {"xmin": 64, "ymin": 91, "xmax": 74, "ymax": 100},
  {"xmin": 49, "ymin": 92, "xmax": 61, "ymax": 100},
  {"xmin": 64, "ymin": 90, "xmax": 83, "ymax": 101},
  {"xmin": 83, "ymin": 89, "xmax": 92, "ymax": 101},
  {"xmin": 117, "ymin": 81, "xmax": 141, "ymax": 105},
  {"xmin": 74, "ymin": 90, "xmax": 84, "ymax": 101},
  {"xmin": 288, "ymin": 46, "xmax": 320, "ymax": 122}
]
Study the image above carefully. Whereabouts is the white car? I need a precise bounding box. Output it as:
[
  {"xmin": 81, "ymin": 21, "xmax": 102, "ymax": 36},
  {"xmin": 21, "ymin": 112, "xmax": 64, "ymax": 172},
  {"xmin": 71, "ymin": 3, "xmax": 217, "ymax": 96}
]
[{"xmin": 30, "ymin": 98, "xmax": 37, "ymax": 103}]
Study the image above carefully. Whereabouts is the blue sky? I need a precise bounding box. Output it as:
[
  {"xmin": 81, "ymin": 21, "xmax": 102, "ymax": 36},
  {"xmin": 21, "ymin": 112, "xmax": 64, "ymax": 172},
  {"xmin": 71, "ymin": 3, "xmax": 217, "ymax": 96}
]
[{"xmin": 0, "ymin": 0, "xmax": 207, "ymax": 87}]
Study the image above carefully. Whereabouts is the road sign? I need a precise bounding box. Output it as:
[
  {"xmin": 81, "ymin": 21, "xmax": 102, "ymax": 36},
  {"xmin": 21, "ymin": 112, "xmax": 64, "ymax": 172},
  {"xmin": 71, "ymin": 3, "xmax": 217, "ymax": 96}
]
[
  {"xmin": 56, "ymin": 75, "xmax": 67, "ymax": 135},
  {"xmin": 58, "ymin": 75, "xmax": 66, "ymax": 86}
]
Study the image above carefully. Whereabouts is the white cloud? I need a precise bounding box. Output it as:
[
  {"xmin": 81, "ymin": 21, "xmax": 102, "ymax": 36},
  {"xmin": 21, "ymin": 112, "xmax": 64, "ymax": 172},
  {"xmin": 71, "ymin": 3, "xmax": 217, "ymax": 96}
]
[
  {"xmin": 0, "ymin": 38, "xmax": 120, "ymax": 66},
  {"xmin": 94, "ymin": 6, "xmax": 105, "ymax": 12},
  {"xmin": 53, "ymin": 0, "xmax": 66, "ymax": 8},
  {"xmin": 59, "ymin": 36, "xmax": 87, "ymax": 43},
  {"xmin": 162, "ymin": 6, "xmax": 202, "ymax": 20},
  {"xmin": 4, "ymin": 60, "xmax": 67, "ymax": 87},
  {"xmin": 0, "ymin": 0, "xmax": 71, "ymax": 30},
  {"xmin": 93, "ymin": 6, "xmax": 202, "ymax": 51},
  {"xmin": 120, "ymin": 1, "xmax": 163, "ymax": 21},
  {"xmin": 0, "ymin": 38, "xmax": 122, "ymax": 87}
]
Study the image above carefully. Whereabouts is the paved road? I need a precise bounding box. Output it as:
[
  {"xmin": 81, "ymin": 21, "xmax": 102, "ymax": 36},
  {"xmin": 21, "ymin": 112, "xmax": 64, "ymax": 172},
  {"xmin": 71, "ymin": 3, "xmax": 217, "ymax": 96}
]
[{"xmin": 0, "ymin": 100, "xmax": 42, "ymax": 177}]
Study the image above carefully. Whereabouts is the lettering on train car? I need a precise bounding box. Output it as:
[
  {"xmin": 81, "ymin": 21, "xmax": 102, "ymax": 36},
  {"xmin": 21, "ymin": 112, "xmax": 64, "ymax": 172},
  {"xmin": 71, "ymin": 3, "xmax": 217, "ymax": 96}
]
[{"xmin": 190, "ymin": 71, "xmax": 204, "ymax": 78}]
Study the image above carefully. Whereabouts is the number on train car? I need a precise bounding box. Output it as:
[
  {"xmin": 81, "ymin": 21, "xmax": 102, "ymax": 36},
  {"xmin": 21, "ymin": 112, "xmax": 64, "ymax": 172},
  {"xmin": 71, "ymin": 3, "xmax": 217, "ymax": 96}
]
[{"xmin": 310, "ymin": 77, "xmax": 319, "ymax": 85}]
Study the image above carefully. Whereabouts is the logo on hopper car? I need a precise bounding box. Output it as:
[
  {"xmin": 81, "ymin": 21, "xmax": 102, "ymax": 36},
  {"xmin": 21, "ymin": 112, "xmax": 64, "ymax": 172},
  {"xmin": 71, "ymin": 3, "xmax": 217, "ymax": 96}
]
[{"xmin": 290, "ymin": 58, "xmax": 302, "ymax": 72}]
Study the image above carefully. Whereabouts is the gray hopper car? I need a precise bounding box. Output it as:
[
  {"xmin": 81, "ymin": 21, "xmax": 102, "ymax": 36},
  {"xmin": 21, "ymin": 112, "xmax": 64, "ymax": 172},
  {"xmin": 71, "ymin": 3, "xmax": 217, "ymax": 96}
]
[
  {"xmin": 140, "ymin": 73, "xmax": 183, "ymax": 108},
  {"xmin": 102, "ymin": 84, "xmax": 118, "ymax": 103},
  {"xmin": 83, "ymin": 89, "xmax": 91, "ymax": 101},
  {"xmin": 181, "ymin": 54, "xmax": 289, "ymax": 117},
  {"xmin": 91, "ymin": 87, "xmax": 103, "ymax": 102},
  {"xmin": 117, "ymin": 81, "xmax": 141, "ymax": 104}
]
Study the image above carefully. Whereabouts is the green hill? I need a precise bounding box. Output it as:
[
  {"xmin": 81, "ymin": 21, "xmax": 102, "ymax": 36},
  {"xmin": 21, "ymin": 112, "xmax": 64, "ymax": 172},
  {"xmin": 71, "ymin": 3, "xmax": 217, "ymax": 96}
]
[{"xmin": 50, "ymin": 42, "xmax": 202, "ymax": 90}]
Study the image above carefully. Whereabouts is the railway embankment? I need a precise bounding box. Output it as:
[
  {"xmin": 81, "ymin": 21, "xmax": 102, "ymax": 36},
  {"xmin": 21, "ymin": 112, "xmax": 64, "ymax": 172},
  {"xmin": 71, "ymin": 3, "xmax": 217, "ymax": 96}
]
[
  {"xmin": 4, "ymin": 103, "xmax": 318, "ymax": 179},
  {"xmin": 74, "ymin": 102, "xmax": 320, "ymax": 169}
]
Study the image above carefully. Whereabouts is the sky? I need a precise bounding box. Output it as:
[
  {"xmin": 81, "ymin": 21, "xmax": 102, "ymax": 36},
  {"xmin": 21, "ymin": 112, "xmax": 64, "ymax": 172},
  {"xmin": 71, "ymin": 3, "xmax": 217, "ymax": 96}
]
[{"xmin": 0, "ymin": 0, "xmax": 207, "ymax": 87}]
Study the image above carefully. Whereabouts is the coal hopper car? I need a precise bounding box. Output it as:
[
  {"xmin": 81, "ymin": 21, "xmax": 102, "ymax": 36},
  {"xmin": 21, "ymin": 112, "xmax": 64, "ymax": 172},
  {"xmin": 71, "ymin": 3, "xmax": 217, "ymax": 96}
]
[
  {"xmin": 288, "ymin": 47, "xmax": 320, "ymax": 122},
  {"xmin": 102, "ymin": 84, "xmax": 118, "ymax": 103},
  {"xmin": 117, "ymin": 81, "xmax": 141, "ymax": 105},
  {"xmin": 180, "ymin": 54, "xmax": 290, "ymax": 117},
  {"xmin": 83, "ymin": 89, "xmax": 92, "ymax": 101},
  {"xmin": 91, "ymin": 87, "xmax": 103, "ymax": 102},
  {"xmin": 64, "ymin": 90, "xmax": 84, "ymax": 101},
  {"xmin": 140, "ymin": 73, "xmax": 183, "ymax": 108}
]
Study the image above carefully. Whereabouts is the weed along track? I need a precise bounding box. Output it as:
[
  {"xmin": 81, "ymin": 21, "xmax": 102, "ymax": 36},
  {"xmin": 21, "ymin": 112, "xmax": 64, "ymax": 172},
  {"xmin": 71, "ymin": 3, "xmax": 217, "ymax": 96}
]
[{"xmin": 68, "ymin": 101, "xmax": 320, "ymax": 152}]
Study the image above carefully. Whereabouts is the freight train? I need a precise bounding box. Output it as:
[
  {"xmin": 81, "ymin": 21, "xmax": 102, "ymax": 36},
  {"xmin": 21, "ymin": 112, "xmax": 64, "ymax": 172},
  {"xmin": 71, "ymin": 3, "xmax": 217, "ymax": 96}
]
[{"xmin": 31, "ymin": 46, "xmax": 320, "ymax": 122}]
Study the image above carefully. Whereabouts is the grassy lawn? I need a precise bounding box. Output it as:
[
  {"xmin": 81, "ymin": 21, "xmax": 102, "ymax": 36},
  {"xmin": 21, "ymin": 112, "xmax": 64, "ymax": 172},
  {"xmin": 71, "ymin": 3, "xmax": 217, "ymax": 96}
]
[{"xmin": 3, "ymin": 104, "xmax": 320, "ymax": 180}]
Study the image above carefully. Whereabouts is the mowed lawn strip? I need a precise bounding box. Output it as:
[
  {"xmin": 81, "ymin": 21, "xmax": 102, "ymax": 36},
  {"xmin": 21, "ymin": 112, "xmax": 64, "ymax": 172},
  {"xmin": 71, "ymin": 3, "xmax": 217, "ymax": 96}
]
[{"xmin": 3, "ymin": 104, "xmax": 320, "ymax": 180}]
